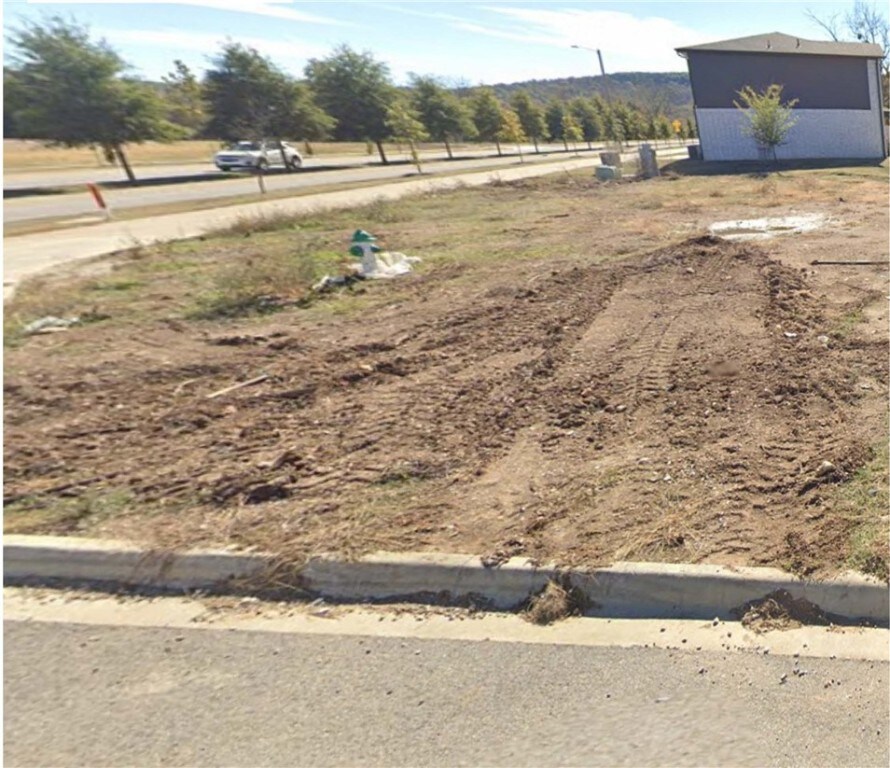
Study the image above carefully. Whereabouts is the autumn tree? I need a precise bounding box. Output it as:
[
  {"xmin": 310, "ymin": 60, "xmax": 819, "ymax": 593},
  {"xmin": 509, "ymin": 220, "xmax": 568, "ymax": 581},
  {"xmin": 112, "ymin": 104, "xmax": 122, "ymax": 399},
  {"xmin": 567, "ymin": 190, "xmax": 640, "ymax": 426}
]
[
  {"xmin": 497, "ymin": 106, "xmax": 527, "ymax": 162},
  {"xmin": 386, "ymin": 97, "xmax": 429, "ymax": 173},
  {"xmin": 561, "ymin": 112, "xmax": 583, "ymax": 152},
  {"xmin": 510, "ymin": 90, "xmax": 547, "ymax": 152}
]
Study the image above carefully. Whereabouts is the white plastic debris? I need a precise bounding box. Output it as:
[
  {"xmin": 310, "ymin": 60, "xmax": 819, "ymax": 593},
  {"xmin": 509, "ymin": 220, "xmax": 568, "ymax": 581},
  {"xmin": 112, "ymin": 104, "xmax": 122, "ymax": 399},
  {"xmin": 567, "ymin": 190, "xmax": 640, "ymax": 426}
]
[
  {"xmin": 22, "ymin": 316, "xmax": 80, "ymax": 335},
  {"xmin": 709, "ymin": 214, "xmax": 826, "ymax": 241},
  {"xmin": 348, "ymin": 229, "xmax": 420, "ymax": 279}
]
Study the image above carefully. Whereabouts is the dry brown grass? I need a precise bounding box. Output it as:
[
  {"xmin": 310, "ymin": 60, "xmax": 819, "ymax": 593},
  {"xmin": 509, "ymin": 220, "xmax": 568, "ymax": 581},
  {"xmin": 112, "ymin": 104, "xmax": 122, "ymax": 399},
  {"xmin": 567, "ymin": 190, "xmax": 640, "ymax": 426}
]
[
  {"xmin": 3, "ymin": 139, "xmax": 498, "ymax": 171},
  {"xmin": 524, "ymin": 579, "xmax": 589, "ymax": 624}
]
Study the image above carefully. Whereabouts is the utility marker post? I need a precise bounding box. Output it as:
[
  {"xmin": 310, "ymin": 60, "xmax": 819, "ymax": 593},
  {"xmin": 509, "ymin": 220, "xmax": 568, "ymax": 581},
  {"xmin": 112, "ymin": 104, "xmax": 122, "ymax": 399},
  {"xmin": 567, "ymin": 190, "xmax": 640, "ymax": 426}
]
[{"xmin": 86, "ymin": 183, "xmax": 112, "ymax": 220}]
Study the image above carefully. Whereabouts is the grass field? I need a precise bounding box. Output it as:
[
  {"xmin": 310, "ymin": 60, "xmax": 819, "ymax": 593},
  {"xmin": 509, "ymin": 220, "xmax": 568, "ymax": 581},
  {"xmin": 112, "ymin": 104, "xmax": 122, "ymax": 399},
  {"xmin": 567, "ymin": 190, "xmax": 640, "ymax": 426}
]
[{"xmin": 4, "ymin": 139, "xmax": 491, "ymax": 171}]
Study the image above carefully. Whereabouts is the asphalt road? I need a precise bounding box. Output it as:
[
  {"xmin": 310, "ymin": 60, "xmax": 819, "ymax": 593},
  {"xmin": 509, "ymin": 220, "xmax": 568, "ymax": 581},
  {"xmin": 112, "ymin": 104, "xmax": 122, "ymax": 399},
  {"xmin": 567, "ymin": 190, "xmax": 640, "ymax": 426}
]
[
  {"xmin": 5, "ymin": 616, "xmax": 888, "ymax": 767},
  {"xmin": 3, "ymin": 141, "xmax": 658, "ymax": 190},
  {"xmin": 4, "ymin": 154, "xmax": 619, "ymax": 294},
  {"xmin": 3, "ymin": 149, "xmax": 599, "ymax": 224}
]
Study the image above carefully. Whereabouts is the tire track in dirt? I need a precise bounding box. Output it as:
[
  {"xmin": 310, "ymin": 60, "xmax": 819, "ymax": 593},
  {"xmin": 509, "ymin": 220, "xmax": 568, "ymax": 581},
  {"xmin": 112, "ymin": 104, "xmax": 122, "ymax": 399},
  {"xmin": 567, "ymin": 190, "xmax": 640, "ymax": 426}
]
[{"xmin": 4, "ymin": 236, "xmax": 886, "ymax": 575}]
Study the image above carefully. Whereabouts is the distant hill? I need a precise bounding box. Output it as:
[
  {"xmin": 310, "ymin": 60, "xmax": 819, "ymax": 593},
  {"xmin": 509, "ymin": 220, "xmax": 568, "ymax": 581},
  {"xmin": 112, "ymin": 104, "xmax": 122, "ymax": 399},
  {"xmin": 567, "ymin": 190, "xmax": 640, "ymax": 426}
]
[{"xmin": 460, "ymin": 72, "xmax": 694, "ymax": 120}]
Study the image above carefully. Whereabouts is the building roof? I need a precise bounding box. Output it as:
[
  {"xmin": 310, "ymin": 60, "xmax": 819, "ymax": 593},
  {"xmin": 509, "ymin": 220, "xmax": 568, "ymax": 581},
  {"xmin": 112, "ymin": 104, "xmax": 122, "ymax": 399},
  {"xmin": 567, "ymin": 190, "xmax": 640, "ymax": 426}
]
[{"xmin": 676, "ymin": 32, "xmax": 883, "ymax": 59}]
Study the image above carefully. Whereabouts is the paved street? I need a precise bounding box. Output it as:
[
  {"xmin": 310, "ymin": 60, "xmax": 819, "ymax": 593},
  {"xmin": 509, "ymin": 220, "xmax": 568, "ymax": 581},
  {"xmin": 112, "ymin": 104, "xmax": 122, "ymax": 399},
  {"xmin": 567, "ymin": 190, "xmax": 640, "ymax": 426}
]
[
  {"xmin": 3, "ymin": 154, "xmax": 608, "ymax": 294},
  {"xmin": 4, "ymin": 593, "xmax": 888, "ymax": 768},
  {"xmin": 4, "ymin": 141, "xmax": 673, "ymax": 190},
  {"xmin": 3, "ymin": 149, "xmax": 595, "ymax": 224}
]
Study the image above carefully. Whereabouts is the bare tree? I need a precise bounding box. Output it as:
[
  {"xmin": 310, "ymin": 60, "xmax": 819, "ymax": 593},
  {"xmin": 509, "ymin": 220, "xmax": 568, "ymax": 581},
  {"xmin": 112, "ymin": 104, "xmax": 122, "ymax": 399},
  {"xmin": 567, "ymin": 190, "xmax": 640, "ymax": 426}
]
[
  {"xmin": 806, "ymin": 1, "xmax": 889, "ymax": 69},
  {"xmin": 805, "ymin": 7, "xmax": 842, "ymax": 41}
]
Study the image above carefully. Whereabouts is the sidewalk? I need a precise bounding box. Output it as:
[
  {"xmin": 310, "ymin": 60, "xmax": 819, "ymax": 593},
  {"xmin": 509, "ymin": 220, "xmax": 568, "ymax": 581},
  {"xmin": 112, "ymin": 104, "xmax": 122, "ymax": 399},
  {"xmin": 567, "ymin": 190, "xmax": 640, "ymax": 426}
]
[{"xmin": 3, "ymin": 148, "xmax": 690, "ymax": 296}]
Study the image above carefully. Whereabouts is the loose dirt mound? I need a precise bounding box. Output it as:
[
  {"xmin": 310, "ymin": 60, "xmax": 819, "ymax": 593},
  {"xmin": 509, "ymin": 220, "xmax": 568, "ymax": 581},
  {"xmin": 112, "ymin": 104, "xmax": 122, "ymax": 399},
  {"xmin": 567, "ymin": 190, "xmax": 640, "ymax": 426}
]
[
  {"xmin": 734, "ymin": 589, "xmax": 829, "ymax": 632},
  {"xmin": 5, "ymin": 236, "xmax": 886, "ymax": 573}
]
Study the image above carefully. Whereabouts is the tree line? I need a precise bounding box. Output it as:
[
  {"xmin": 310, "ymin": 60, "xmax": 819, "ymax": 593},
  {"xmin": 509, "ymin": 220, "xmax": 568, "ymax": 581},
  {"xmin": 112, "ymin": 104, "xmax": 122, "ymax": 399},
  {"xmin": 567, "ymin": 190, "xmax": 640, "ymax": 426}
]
[{"xmin": 4, "ymin": 17, "xmax": 695, "ymax": 182}]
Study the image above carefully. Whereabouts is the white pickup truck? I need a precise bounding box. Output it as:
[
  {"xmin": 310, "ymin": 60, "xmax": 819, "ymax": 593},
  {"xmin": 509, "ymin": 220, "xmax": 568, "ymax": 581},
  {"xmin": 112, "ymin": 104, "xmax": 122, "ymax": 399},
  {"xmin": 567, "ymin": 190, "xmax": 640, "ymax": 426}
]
[{"xmin": 214, "ymin": 140, "xmax": 303, "ymax": 172}]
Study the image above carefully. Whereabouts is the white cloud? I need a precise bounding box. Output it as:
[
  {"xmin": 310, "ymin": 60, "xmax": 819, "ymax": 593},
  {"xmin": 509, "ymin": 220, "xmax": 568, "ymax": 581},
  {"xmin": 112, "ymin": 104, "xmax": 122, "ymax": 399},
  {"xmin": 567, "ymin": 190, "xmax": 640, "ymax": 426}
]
[
  {"xmin": 96, "ymin": 27, "xmax": 329, "ymax": 76},
  {"xmin": 470, "ymin": 6, "xmax": 709, "ymax": 71},
  {"xmin": 27, "ymin": 0, "xmax": 346, "ymax": 26}
]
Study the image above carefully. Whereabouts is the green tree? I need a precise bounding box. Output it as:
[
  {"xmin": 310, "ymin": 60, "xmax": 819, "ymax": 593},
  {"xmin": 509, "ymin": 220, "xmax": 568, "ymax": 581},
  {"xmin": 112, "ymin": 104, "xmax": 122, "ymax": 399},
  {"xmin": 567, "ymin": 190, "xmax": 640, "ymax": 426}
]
[
  {"xmin": 4, "ymin": 69, "xmax": 26, "ymax": 138},
  {"xmin": 162, "ymin": 59, "xmax": 206, "ymax": 135},
  {"xmin": 203, "ymin": 42, "xmax": 334, "ymax": 163},
  {"xmin": 305, "ymin": 45, "xmax": 395, "ymax": 164},
  {"xmin": 686, "ymin": 118, "xmax": 697, "ymax": 139},
  {"xmin": 5, "ymin": 16, "xmax": 180, "ymax": 182},
  {"xmin": 569, "ymin": 97, "xmax": 602, "ymax": 149},
  {"xmin": 510, "ymin": 90, "xmax": 547, "ymax": 152},
  {"xmin": 655, "ymin": 115, "xmax": 673, "ymax": 142},
  {"xmin": 561, "ymin": 112, "xmax": 583, "ymax": 152},
  {"xmin": 471, "ymin": 87, "xmax": 505, "ymax": 155},
  {"xmin": 734, "ymin": 84, "xmax": 799, "ymax": 161},
  {"xmin": 386, "ymin": 97, "xmax": 429, "ymax": 173},
  {"xmin": 497, "ymin": 106, "xmax": 527, "ymax": 162},
  {"xmin": 410, "ymin": 75, "xmax": 476, "ymax": 159},
  {"xmin": 544, "ymin": 101, "xmax": 566, "ymax": 145}
]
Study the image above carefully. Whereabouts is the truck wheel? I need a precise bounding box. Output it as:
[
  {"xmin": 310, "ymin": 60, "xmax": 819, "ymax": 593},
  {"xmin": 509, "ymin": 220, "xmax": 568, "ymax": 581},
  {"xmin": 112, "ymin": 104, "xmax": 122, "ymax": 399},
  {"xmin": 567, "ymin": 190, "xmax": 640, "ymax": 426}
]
[
  {"xmin": 287, "ymin": 156, "xmax": 302, "ymax": 171},
  {"xmin": 256, "ymin": 158, "xmax": 269, "ymax": 171}
]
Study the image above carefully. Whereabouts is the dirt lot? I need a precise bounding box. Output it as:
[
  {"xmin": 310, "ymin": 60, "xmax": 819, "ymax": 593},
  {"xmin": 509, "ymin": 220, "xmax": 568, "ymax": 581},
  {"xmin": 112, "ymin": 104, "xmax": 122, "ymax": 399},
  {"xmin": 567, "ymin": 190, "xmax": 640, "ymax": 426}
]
[{"xmin": 5, "ymin": 162, "xmax": 888, "ymax": 578}]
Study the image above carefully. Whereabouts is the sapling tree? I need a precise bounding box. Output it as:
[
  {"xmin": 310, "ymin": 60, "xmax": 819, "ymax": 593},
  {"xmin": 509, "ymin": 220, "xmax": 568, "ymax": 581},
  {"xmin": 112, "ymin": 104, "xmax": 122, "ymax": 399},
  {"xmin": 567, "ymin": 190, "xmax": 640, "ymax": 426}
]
[{"xmin": 734, "ymin": 84, "xmax": 799, "ymax": 162}]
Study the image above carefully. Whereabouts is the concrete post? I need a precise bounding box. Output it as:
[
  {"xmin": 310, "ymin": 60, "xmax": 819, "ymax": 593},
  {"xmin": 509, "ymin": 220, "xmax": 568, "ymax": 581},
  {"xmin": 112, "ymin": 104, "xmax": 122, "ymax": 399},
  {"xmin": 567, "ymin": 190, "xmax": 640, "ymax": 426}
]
[{"xmin": 639, "ymin": 143, "xmax": 659, "ymax": 179}]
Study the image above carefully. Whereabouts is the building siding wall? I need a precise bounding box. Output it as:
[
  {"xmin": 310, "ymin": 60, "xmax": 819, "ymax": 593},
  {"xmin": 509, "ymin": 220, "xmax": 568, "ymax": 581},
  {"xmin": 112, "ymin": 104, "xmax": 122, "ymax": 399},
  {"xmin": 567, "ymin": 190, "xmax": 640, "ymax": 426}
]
[
  {"xmin": 687, "ymin": 51, "xmax": 871, "ymax": 109},
  {"xmin": 696, "ymin": 58, "xmax": 884, "ymax": 160}
]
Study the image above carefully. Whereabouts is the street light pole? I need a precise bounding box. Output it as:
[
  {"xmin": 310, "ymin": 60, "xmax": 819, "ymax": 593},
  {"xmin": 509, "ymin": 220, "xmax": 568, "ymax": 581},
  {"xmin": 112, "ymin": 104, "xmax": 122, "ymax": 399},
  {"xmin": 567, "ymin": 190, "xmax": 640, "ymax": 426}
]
[{"xmin": 570, "ymin": 44, "xmax": 611, "ymax": 102}]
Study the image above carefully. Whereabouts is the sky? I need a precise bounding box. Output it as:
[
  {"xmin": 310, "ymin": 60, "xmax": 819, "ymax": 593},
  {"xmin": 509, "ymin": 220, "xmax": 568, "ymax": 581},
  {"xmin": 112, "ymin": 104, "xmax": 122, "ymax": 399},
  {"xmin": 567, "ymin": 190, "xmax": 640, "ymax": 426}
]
[{"xmin": 2, "ymin": 1, "xmax": 862, "ymax": 85}]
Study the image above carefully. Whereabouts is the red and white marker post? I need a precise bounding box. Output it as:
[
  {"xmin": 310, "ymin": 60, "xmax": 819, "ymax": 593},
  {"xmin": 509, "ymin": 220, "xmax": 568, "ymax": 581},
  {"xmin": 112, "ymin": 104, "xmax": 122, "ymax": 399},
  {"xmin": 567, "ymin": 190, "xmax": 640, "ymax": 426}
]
[{"xmin": 87, "ymin": 182, "xmax": 112, "ymax": 220}]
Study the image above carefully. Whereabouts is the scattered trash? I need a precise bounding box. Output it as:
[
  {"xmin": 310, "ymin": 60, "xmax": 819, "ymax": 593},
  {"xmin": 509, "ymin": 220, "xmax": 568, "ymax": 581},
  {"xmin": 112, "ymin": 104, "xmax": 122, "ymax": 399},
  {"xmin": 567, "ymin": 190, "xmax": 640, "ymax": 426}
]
[
  {"xmin": 311, "ymin": 274, "xmax": 362, "ymax": 292},
  {"xmin": 22, "ymin": 316, "xmax": 80, "ymax": 335},
  {"xmin": 709, "ymin": 213, "xmax": 826, "ymax": 241},
  {"xmin": 312, "ymin": 229, "xmax": 421, "ymax": 292},
  {"xmin": 783, "ymin": 331, "xmax": 798, "ymax": 339},
  {"xmin": 816, "ymin": 335, "xmax": 830, "ymax": 345},
  {"xmin": 349, "ymin": 229, "xmax": 421, "ymax": 279}
]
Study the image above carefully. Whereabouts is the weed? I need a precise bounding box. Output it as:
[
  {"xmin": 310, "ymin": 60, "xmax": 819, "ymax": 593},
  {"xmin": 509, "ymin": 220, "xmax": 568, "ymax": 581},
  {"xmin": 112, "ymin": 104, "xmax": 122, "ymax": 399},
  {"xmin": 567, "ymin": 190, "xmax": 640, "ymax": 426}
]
[
  {"xmin": 210, "ymin": 209, "xmax": 303, "ymax": 237},
  {"xmin": 86, "ymin": 278, "xmax": 143, "ymax": 293},
  {"xmin": 831, "ymin": 308, "xmax": 864, "ymax": 339},
  {"xmin": 359, "ymin": 196, "xmax": 406, "ymax": 224},
  {"xmin": 757, "ymin": 176, "xmax": 778, "ymax": 197},
  {"xmin": 189, "ymin": 238, "xmax": 342, "ymax": 320},
  {"xmin": 833, "ymin": 443, "xmax": 889, "ymax": 580},
  {"xmin": 5, "ymin": 488, "xmax": 134, "ymax": 534}
]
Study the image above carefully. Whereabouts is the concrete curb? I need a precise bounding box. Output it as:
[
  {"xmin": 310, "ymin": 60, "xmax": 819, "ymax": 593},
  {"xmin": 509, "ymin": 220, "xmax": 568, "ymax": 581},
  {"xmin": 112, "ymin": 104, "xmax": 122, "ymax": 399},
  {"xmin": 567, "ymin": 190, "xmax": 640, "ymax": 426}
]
[{"xmin": 5, "ymin": 535, "xmax": 887, "ymax": 624}]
